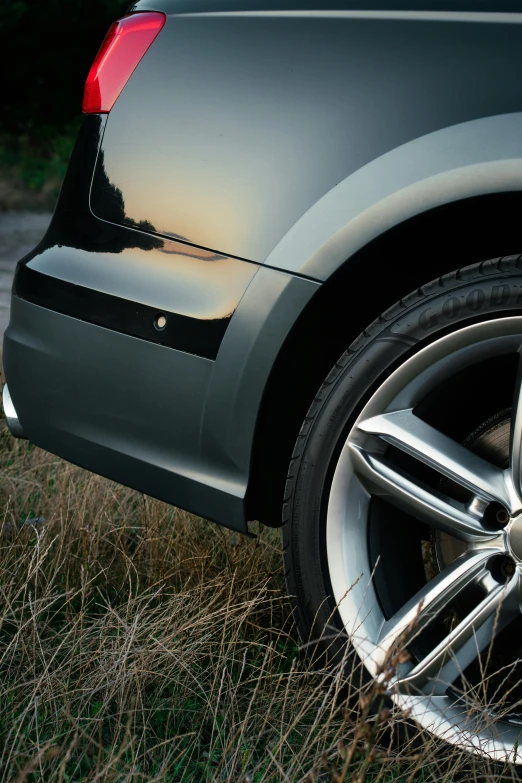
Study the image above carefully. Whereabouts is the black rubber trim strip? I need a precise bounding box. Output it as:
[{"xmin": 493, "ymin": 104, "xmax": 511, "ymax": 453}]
[{"xmin": 14, "ymin": 264, "xmax": 230, "ymax": 360}]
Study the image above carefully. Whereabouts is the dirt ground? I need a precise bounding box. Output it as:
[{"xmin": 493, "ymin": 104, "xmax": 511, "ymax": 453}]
[{"xmin": 0, "ymin": 211, "xmax": 52, "ymax": 341}]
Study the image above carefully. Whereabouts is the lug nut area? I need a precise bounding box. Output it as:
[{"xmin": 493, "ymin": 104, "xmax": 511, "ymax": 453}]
[
  {"xmin": 500, "ymin": 557, "xmax": 516, "ymax": 580},
  {"xmin": 483, "ymin": 501, "xmax": 510, "ymax": 530},
  {"xmin": 496, "ymin": 508, "xmax": 510, "ymax": 526},
  {"xmin": 489, "ymin": 554, "xmax": 516, "ymax": 583}
]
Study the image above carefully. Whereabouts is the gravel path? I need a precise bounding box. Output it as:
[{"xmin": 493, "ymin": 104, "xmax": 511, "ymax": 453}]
[{"xmin": 0, "ymin": 212, "xmax": 52, "ymax": 341}]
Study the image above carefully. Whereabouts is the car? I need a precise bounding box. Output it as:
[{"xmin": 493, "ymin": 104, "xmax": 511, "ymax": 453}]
[{"xmin": 5, "ymin": 0, "xmax": 522, "ymax": 763}]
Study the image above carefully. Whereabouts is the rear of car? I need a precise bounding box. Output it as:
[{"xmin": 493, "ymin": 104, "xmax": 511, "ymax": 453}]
[
  {"xmin": 6, "ymin": 1, "xmax": 522, "ymax": 531},
  {"xmin": 6, "ymin": 1, "xmax": 522, "ymax": 762}
]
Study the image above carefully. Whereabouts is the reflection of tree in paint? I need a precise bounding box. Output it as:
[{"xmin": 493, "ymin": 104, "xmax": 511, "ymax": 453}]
[{"xmin": 91, "ymin": 150, "xmax": 163, "ymax": 252}]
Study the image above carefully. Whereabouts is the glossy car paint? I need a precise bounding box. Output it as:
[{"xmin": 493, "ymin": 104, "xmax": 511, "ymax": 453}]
[
  {"xmin": 93, "ymin": 4, "xmax": 522, "ymax": 268},
  {"xmin": 4, "ymin": 2, "xmax": 522, "ymax": 532},
  {"xmin": 22, "ymin": 117, "xmax": 259, "ymax": 360},
  {"xmin": 267, "ymin": 111, "xmax": 522, "ymax": 279},
  {"xmin": 131, "ymin": 2, "xmax": 522, "ymax": 11},
  {"xmin": 4, "ymin": 116, "xmax": 318, "ymax": 531}
]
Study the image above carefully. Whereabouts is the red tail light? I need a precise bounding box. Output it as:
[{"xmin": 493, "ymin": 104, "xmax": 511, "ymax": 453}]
[{"xmin": 82, "ymin": 12, "xmax": 166, "ymax": 114}]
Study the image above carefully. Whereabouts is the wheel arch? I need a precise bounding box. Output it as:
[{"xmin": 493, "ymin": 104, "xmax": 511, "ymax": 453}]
[
  {"xmin": 246, "ymin": 190, "xmax": 522, "ymax": 527},
  {"xmin": 264, "ymin": 112, "xmax": 522, "ymax": 279}
]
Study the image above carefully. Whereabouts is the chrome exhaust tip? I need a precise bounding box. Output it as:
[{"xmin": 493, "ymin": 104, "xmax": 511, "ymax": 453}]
[{"xmin": 2, "ymin": 385, "xmax": 27, "ymax": 440}]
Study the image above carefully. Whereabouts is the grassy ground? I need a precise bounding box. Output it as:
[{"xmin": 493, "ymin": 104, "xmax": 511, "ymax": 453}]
[
  {"xmin": 0, "ymin": 420, "xmax": 520, "ymax": 781},
  {"xmin": 0, "ymin": 126, "xmax": 79, "ymax": 211}
]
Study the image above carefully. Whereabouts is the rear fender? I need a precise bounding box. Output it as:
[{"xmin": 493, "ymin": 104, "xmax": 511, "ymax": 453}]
[{"xmin": 264, "ymin": 113, "xmax": 522, "ymax": 280}]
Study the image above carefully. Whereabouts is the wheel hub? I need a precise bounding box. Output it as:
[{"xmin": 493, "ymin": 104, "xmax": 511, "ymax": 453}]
[{"xmin": 506, "ymin": 514, "xmax": 522, "ymax": 561}]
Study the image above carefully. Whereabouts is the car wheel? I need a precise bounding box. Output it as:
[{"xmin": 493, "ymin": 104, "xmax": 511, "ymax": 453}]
[{"xmin": 283, "ymin": 255, "xmax": 522, "ymax": 763}]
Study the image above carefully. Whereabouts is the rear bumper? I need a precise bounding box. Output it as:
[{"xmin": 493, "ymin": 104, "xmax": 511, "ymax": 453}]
[
  {"xmin": 4, "ymin": 294, "xmax": 248, "ymax": 529},
  {"xmin": 2, "ymin": 114, "xmax": 321, "ymax": 532},
  {"xmin": 4, "ymin": 257, "xmax": 319, "ymax": 531}
]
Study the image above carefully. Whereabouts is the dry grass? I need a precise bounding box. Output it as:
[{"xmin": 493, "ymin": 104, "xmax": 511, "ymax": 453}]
[{"xmin": 0, "ymin": 424, "xmax": 519, "ymax": 782}]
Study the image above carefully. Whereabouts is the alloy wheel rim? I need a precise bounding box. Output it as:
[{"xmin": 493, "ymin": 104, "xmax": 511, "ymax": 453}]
[{"xmin": 327, "ymin": 316, "xmax": 522, "ymax": 762}]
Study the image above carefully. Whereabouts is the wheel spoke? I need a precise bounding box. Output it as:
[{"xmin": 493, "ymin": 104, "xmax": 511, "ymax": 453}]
[
  {"xmin": 349, "ymin": 445, "xmax": 497, "ymax": 541},
  {"xmin": 511, "ymin": 351, "xmax": 522, "ymax": 502},
  {"xmin": 357, "ymin": 409, "xmax": 511, "ymax": 510},
  {"xmin": 376, "ymin": 550, "xmax": 501, "ymax": 667},
  {"xmin": 397, "ymin": 575, "xmax": 520, "ymax": 696}
]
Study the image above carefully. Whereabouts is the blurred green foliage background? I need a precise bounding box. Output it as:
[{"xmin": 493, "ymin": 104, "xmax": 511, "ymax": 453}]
[{"xmin": 0, "ymin": 0, "xmax": 129, "ymax": 208}]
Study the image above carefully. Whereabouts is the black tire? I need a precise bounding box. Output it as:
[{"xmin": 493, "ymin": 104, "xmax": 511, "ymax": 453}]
[{"xmin": 282, "ymin": 254, "xmax": 522, "ymax": 695}]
